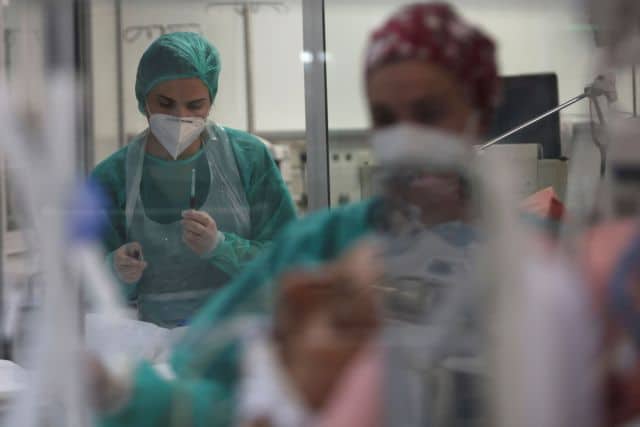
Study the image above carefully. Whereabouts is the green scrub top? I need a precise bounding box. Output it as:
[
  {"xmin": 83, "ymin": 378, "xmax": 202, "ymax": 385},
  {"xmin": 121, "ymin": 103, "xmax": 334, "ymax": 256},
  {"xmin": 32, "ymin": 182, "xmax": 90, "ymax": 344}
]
[{"xmin": 140, "ymin": 149, "xmax": 210, "ymax": 224}]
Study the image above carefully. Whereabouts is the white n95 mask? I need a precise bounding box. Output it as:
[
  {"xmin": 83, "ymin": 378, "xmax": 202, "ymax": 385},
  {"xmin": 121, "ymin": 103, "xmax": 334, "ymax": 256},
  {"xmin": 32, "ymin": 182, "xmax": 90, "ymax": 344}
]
[
  {"xmin": 370, "ymin": 124, "xmax": 474, "ymax": 172},
  {"xmin": 149, "ymin": 114, "xmax": 206, "ymax": 160}
]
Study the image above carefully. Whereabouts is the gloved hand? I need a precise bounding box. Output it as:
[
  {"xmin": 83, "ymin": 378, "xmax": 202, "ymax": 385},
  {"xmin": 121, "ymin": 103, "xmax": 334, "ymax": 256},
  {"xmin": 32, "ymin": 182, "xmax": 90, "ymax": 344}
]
[
  {"xmin": 182, "ymin": 210, "xmax": 220, "ymax": 256},
  {"xmin": 113, "ymin": 242, "xmax": 147, "ymax": 284}
]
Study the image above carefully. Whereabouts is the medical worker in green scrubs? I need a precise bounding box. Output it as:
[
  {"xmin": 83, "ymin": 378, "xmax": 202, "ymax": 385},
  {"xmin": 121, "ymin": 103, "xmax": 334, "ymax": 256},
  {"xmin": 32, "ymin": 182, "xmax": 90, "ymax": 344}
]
[{"xmin": 92, "ymin": 32, "xmax": 296, "ymax": 328}]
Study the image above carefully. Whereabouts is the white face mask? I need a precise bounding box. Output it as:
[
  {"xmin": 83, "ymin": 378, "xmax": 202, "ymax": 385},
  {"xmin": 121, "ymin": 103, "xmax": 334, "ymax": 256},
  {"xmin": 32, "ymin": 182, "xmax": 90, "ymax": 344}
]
[
  {"xmin": 148, "ymin": 114, "xmax": 206, "ymax": 160},
  {"xmin": 370, "ymin": 123, "xmax": 474, "ymax": 172}
]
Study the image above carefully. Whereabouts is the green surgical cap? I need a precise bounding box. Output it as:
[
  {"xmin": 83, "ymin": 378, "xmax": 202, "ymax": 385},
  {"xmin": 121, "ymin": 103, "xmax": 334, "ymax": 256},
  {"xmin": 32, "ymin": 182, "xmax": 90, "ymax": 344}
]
[{"xmin": 135, "ymin": 32, "xmax": 221, "ymax": 114}]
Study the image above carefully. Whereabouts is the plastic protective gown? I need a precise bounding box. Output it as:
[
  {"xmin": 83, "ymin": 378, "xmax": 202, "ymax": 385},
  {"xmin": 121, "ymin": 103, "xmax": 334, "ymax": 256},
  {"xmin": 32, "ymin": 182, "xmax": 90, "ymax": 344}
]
[
  {"xmin": 98, "ymin": 199, "xmax": 381, "ymax": 427},
  {"xmin": 92, "ymin": 123, "xmax": 296, "ymax": 327}
]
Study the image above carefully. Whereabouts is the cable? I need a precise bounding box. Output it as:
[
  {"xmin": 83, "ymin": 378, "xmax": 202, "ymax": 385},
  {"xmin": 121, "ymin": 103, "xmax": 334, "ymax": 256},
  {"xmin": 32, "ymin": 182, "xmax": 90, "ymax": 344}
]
[{"xmin": 589, "ymin": 97, "xmax": 607, "ymax": 178}]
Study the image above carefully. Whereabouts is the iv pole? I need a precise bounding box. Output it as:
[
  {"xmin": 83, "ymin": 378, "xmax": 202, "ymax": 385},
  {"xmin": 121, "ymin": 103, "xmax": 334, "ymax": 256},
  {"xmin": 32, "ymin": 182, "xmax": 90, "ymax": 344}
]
[{"xmin": 207, "ymin": 1, "xmax": 288, "ymax": 133}]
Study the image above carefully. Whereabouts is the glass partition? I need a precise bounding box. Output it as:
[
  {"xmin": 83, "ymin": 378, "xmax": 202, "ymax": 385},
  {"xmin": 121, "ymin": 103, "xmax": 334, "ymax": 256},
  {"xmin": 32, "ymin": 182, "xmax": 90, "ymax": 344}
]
[
  {"xmin": 90, "ymin": 0, "xmax": 310, "ymax": 212},
  {"xmin": 323, "ymin": 0, "xmax": 633, "ymax": 206}
]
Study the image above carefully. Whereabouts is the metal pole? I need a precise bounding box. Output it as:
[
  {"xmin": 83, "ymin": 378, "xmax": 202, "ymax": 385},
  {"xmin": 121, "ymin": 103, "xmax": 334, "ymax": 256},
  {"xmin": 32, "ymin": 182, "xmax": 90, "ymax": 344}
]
[
  {"xmin": 0, "ymin": 1, "xmax": 6, "ymax": 360},
  {"xmin": 0, "ymin": 3, "xmax": 4, "ymax": 86},
  {"xmin": 73, "ymin": 0, "xmax": 94, "ymax": 174},
  {"xmin": 302, "ymin": 0, "xmax": 329, "ymax": 210},
  {"xmin": 479, "ymin": 93, "xmax": 588, "ymax": 151},
  {"xmin": 44, "ymin": 1, "xmax": 75, "ymax": 70},
  {"xmin": 45, "ymin": 3, "xmax": 88, "ymax": 424},
  {"xmin": 241, "ymin": 4, "xmax": 255, "ymax": 132},
  {"xmin": 115, "ymin": 0, "xmax": 125, "ymax": 147},
  {"xmin": 207, "ymin": 0, "xmax": 286, "ymax": 133},
  {"xmin": 633, "ymin": 64, "xmax": 637, "ymax": 117}
]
